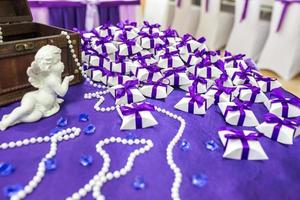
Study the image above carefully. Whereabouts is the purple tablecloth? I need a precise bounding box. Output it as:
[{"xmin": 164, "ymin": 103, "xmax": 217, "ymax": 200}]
[{"xmin": 1, "ymin": 83, "xmax": 300, "ymax": 200}]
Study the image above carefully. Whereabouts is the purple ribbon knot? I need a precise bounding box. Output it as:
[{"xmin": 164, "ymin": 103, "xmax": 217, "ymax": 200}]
[
  {"xmin": 224, "ymin": 101, "xmax": 251, "ymax": 126},
  {"xmin": 163, "ymin": 66, "xmax": 186, "ymax": 86},
  {"xmin": 276, "ymin": 0, "xmax": 300, "ymax": 32},
  {"xmin": 187, "ymin": 86, "xmax": 206, "ymax": 113},
  {"xmin": 120, "ymin": 103, "xmax": 155, "ymax": 129},
  {"xmin": 271, "ymin": 89, "xmax": 300, "ymax": 117}
]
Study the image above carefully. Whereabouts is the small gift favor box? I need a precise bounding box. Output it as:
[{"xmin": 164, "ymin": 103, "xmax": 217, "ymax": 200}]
[
  {"xmin": 130, "ymin": 64, "xmax": 163, "ymax": 82},
  {"xmin": 188, "ymin": 65, "xmax": 222, "ymax": 79},
  {"xmin": 256, "ymin": 77, "xmax": 281, "ymax": 93},
  {"xmin": 223, "ymin": 54, "xmax": 247, "ymax": 69},
  {"xmin": 219, "ymin": 102, "xmax": 259, "ymax": 127},
  {"xmin": 140, "ymin": 80, "xmax": 174, "ymax": 99},
  {"xmin": 110, "ymin": 80, "xmax": 145, "ymax": 105},
  {"xmin": 256, "ymin": 114, "xmax": 300, "ymax": 145},
  {"xmin": 180, "ymin": 53, "xmax": 203, "ymax": 66},
  {"xmin": 176, "ymin": 34, "xmax": 206, "ymax": 54},
  {"xmin": 226, "ymin": 68, "xmax": 257, "ymax": 86},
  {"xmin": 86, "ymin": 68, "xmax": 103, "ymax": 82},
  {"xmin": 154, "ymin": 46, "xmax": 179, "ymax": 58},
  {"xmin": 138, "ymin": 34, "xmax": 165, "ymax": 49},
  {"xmin": 180, "ymin": 75, "xmax": 214, "ymax": 94},
  {"xmin": 114, "ymin": 29, "xmax": 139, "ymax": 40},
  {"xmin": 88, "ymin": 54, "xmax": 111, "ymax": 69},
  {"xmin": 266, "ymin": 98, "xmax": 300, "ymax": 118},
  {"xmin": 205, "ymin": 86, "xmax": 235, "ymax": 104},
  {"xmin": 234, "ymin": 85, "xmax": 268, "ymax": 103},
  {"xmin": 162, "ymin": 67, "xmax": 190, "ymax": 87},
  {"xmin": 105, "ymin": 60, "xmax": 133, "ymax": 75},
  {"xmin": 94, "ymin": 25, "xmax": 118, "ymax": 37},
  {"xmin": 218, "ymin": 128, "xmax": 268, "ymax": 160},
  {"xmin": 101, "ymin": 73, "xmax": 134, "ymax": 86},
  {"xmin": 132, "ymin": 50, "xmax": 157, "ymax": 65},
  {"xmin": 175, "ymin": 91, "xmax": 214, "ymax": 115},
  {"xmin": 90, "ymin": 37, "xmax": 118, "ymax": 55},
  {"xmin": 118, "ymin": 40, "xmax": 143, "ymax": 56},
  {"xmin": 140, "ymin": 21, "xmax": 161, "ymax": 35},
  {"xmin": 117, "ymin": 102, "xmax": 158, "ymax": 130},
  {"xmin": 157, "ymin": 53, "xmax": 184, "ymax": 69}
]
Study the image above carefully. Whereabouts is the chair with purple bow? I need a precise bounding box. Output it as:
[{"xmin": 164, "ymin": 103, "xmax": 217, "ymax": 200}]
[
  {"xmin": 258, "ymin": 0, "xmax": 300, "ymax": 80},
  {"xmin": 171, "ymin": 0, "xmax": 201, "ymax": 36},
  {"xmin": 226, "ymin": 0, "xmax": 273, "ymax": 61},
  {"xmin": 144, "ymin": 0, "xmax": 170, "ymax": 29},
  {"xmin": 195, "ymin": 0, "xmax": 234, "ymax": 50}
]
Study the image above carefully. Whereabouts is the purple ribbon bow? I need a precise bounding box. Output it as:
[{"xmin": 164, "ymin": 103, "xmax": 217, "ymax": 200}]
[
  {"xmin": 120, "ymin": 103, "xmax": 155, "ymax": 129},
  {"xmin": 143, "ymin": 21, "xmax": 161, "ymax": 34},
  {"xmin": 271, "ymin": 89, "xmax": 300, "ymax": 118},
  {"xmin": 161, "ymin": 51, "xmax": 179, "ymax": 68},
  {"xmin": 117, "ymin": 20, "xmax": 137, "ymax": 29},
  {"xmin": 187, "ymin": 86, "xmax": 206, "ymax": 113},
  {"xmin": 163, "ymin": 28, "xmax": 179, "ymax": 38},
  {"xmin": 221, "ymin": 127, "xmax": 260, "ymax": 160},
  {"xmin": 188, "ymin": 73, "xmax": 208, "ymax": 90},
  {"xmin": 264, "ymin": 113, "xmax": 299, "ymax": 141},
  {"xmin": 212, "ymin": 83, "xmax": 236, "ymax": 104},
  {"xmin": 253, "ymin": 72, "xmax": 277, "ymax": 92},
  {"xmin": 205, "ymin": 0, "xmax": 210, "ymax": 12},
  {"xmin": 276, "ymin": 0, "xmax": 300, "ymax": 32},
  {"xmin": 95, "ymin": 36, "xmax": 113, "ymax": 54},
  {"xmin": 224, "ymin": 100, "xmax": 251, "ymax": 126},
  {"xmin": 115, "ymin": 80, "xmax": 139, "ymax": 103},
  {"xmin": 118, "ymin": 35, "xmax": 136, "ymax": 55},
  {"xmin": 163, "ymin": 66, "xmax": 186, "ymax": 86}
]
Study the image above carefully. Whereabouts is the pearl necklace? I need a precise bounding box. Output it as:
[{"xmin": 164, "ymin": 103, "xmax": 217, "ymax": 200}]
[
  {"xmin": 65, "ymin": 137, "xmax": 154, "ymax": 200},
  {"xmin": 0, "ymin": 127, "xmax": 81, "ymax": 200},
  {"xmin": 0, "ymin": 26, "xmax": 3, "ymax": 43}
]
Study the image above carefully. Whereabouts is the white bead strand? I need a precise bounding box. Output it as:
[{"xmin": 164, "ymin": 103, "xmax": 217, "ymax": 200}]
[
  {"xmin": 155, "ymin": 106, "xmax": 186, "ymax": 200},
  {"xmin": 0, "ymin": 26, "xmax": 3, "ymax": 43},
  {"xmin": 0, "ymin": 127, "xmax": 82, "ymax": 200},
  {"xmin": 65, "ymin": 137, "xmax": 154, "ymax": 200}
]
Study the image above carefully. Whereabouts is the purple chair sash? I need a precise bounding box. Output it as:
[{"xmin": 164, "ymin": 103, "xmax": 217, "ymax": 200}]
[
  {"xmin": 240, "ymin": 0, "xmax": 250, "ymax": 22},
  {"xmin": 205, "ymin": 0, "xmax": 210, "ymax": 12},
  {"xmin": 221, "ymin": 127, "xmax": 260, "ymax": 160},
  {"xmin": 264, "ymin": 113, "xmax": 298, "ymax": 140},
  {"xmin": 120, "ymin": 103, "xmax": 155, "ymax": 129},
  {"xmin": 177, "ymin": 0, "xmax": 182, "ymax": 7},
  {"xmin": 276, "ymin": 0, "xmax": 300, "ymax": 32}
]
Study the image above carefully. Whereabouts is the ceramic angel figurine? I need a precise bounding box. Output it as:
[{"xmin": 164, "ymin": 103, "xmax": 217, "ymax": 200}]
[{"xmin": 0, "ymin": 45, "xmax": 74, "ymax": 131}]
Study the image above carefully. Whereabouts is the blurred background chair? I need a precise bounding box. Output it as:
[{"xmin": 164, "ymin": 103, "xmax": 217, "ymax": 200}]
[
  {"xmin": 195, "ymin": 0, "xmax": 234, "ymax": 50},
  {"xmin": 258, "ymin": 0, "xmax": 300, "ymax": 80},
  {"xmin": 143, "ymin": 0, "xmax": 170, "ymax": 29},
  {"xmin": 226, "ymin": 0, "xmax": 273, "ymax": 60},
  {"xmin": 171, "ymin": 0, "xmax": 200, "ymax": 36}
]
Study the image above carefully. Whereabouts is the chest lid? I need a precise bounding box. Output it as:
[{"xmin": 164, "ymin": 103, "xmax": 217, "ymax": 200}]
[{"xmin": 0, "ymin": 0, "xmax": 32, "ymax": 24}]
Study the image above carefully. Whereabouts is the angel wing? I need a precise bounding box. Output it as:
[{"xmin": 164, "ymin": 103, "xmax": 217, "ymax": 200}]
[{"xmin": 27, "ymin": 61, "xmax": 43, "ymax": 89}]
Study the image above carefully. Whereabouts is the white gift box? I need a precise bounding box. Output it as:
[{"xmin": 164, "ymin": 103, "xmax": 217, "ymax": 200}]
[
  {"xmin": 140, "ymin": 83, "xmax": 173, "ymax": 99},
  {"xmin": 218, "ymin": 129, "xmax": 268, "ymax": 160},
  {"xmin": 154, "ymin": 46, "xmax": 179, "ymax": 59},
  {"xmin": 117, "ymin": 103, "xmax": 158, "ymax": 130},
  {"xmin": 266, "ymin": 99, "xmax": 300, "ymax": 118},
  {"xmin": 219, "ymin": 102, "xmax": 260, "ymax": 127},
  {"xmin": 105, "ymin": 60, "xmax": 133, "ymax": 75},
  {"xmin": 90, "ymin": 38, "xmax": 118, "ymax": 55},
  {"xmin": 234, "ymin": 85, "xmax": 268, "ymax": 103},
  {"xmin": 118, "ymin": 42, "xmax": 143, "ymax": 56},
  {"xmin": 114, "ymin": 29, "xmax": 139, "ymax": 40},
  {"xmin": 86, "ymin": 69, "xmax": 104, "ymax": 82},
  {"xmin": 177, "ymin": 40, "xmax": 206, "ymax": 55},
  {"xmin": 256, "ymin": 115, "xmax": 300, "ymax": 145},
  {"xmin": 162, "ymin": 68, "xmax": 190, "ymax": 87},
  {"xmin": 88, "ymin": 55, "xmax": 111, "ymax": 69},
  {"xmin": 205, "ymin": 86, "xmax": 235, "ymax": 104},
  {"xmin": 224, "ymin": 55, "xmax": 248, "ymax": 69},
  {"xmin": 157, "ymin": 55, "xmax": 185, "ymax": 69},
  {"xmin": 140, "ymin": 27, "xmax": 161, "ymax": 35},
  {"xmin": 180, "ymin": 78, "xmax": 214, "ymax": 94},
  {"xmin": 139, "ymin": 36, "xmax": 165, "ymax": 49},
  {"xmin": 226, "ymin": 68, "xmax": 258, "ymax": 86},
  {"xmin": 174, "ymin": 94, "xmax": 214, "ymax": 115},
  {"xmin": 110, "ymin": 83, "xmax": 145, "ymax": 105},
  {"xmin": 188, "ymin": 65, "xmax": 222, "ymax": 79},
  {"xmin": 101, "ymin": 74, "xmax": 134, "ymax": 86},
  {"xmin": 130, "ymin": 64, "xmax": 163, "ymax": 82},
  {"xmin": 180, "ymin": 53, "xmax": 203, "ymax": 66},
  {"xmin": 214, "ymin": 74, "xmax": 234, "ymax": 87},
  {"xmin": 132, "ymin": 50, "xmax": 157, "ymax": 65},
  {"xmin": 257, "ymin": 78, "xmax": 281, "ymax": 93},
  {"xmin": 94, "ymin": 25, "xmax": 118, "ymax": 37}
]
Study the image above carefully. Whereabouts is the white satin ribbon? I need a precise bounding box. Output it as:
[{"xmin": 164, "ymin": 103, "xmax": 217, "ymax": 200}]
[{"xmin": 84, "ymin": 0, "xmax": 100, "ymax": 31}]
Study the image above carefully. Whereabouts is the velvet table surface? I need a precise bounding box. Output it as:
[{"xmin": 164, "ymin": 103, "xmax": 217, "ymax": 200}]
[{"xmin": 1, "ymin": 83, "xmax": 300, "ymax": 200}]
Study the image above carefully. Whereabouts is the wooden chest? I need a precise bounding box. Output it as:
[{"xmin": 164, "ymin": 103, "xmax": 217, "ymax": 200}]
[{"xmin": 0, "ymin": 0, "xmax": 82, "ymax": 106}]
